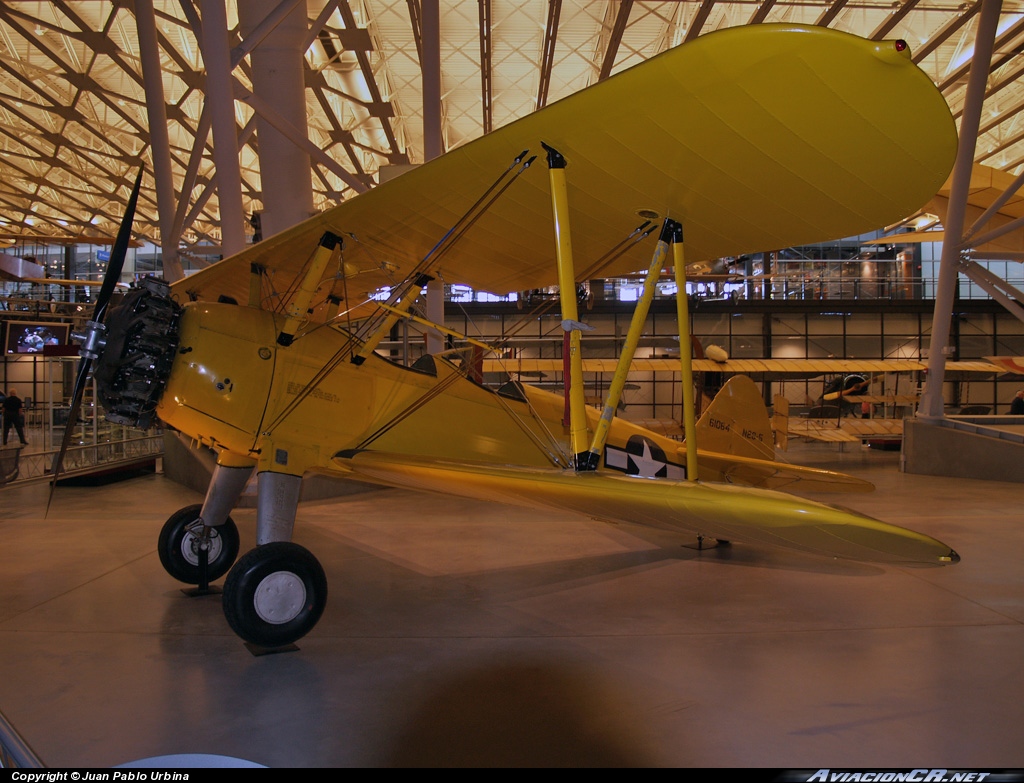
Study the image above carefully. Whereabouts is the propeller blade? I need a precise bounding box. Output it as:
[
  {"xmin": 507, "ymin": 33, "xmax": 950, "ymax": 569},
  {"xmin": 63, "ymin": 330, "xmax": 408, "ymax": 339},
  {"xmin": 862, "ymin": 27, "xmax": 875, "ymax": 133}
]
[
  {"xmin": 46, "ymin": 357, "xmax": 93, "ymax": 514},
  {"xmin": 47, "ymin": 167, "xmax": 144, "ymax": 513},
  {"xmin": 93, "ymin": 168, "xmax": 144, "ymax": 323}
]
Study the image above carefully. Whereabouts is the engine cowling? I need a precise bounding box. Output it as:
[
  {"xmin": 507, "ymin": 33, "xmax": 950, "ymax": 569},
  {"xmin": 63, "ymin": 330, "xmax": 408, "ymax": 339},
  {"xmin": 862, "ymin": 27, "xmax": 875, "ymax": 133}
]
[{"xmin": 93, "ymin": 277, "xmax": 181, "ymax": 429}]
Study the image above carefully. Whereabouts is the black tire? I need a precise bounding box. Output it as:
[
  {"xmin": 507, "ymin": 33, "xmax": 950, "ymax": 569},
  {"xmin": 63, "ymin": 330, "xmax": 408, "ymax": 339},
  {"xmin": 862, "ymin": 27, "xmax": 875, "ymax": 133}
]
[
  {"xmin": 158, "ymin": 504, "xmax": 240, "ymax": 584},
  {"xmin": 222, "ymin": 542, "xmax": 328, "ymax": 647}
]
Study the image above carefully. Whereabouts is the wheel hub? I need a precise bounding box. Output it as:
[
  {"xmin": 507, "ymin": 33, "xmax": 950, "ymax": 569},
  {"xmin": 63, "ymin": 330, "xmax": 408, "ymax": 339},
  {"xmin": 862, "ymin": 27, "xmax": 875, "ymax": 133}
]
[
  {"xmin": 253, "ymin": 571, "xmax": 307, "ymax": 625},
  {"xmin": 180, "ymin": 523, "xmax": 223, "ymax": 567}
]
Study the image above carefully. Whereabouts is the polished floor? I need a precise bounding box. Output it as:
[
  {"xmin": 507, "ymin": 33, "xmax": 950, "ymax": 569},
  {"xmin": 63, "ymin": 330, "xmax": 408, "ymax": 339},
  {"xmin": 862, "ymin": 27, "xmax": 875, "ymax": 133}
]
[{"xmin": 0, "ymin": 443, "xmax": 1022, "ymax": 768}]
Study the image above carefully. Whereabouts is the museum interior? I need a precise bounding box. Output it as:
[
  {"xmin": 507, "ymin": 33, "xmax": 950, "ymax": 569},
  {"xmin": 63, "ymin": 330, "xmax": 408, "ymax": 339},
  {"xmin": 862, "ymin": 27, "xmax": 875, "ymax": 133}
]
[{"xmin": 1, "ymin": 0, "xmax": 1023, "ymax": 770}]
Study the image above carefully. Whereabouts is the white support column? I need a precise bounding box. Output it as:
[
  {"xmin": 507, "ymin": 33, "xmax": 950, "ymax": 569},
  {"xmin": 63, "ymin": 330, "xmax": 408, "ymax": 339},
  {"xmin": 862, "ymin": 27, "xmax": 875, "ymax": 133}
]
[
  {"xmin": 919, "ymin": 0, "xmax": 1002, "ymax": 419},
  {"xmin": 422, "ymin": 0, "xmax": 445, "ymax": 356},
  {"xmin": 239, "ymin": 90, "xmax": 366, "ymax": 193},
  {"xmin": 198, "ymin": 0, "xmax": 247, "ymax": 257},
  {"xmin": 237, "ymin": 0, "xmax": 315, "ymax": 240},
  {"xmin": 134, "ymin": 0, "xmax": 185, "ymax": 282}
]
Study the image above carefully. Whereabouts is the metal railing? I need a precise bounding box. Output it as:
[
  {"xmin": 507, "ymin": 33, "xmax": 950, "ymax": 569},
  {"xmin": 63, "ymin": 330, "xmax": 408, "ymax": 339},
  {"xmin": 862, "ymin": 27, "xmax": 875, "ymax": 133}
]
[
  {"xmin": 4, "ymin": 434, "xmax": 163, "ymax": 485},
  {"xmin": 6, "ymin": 268, "xmax": 1024, "ymax": 313}
]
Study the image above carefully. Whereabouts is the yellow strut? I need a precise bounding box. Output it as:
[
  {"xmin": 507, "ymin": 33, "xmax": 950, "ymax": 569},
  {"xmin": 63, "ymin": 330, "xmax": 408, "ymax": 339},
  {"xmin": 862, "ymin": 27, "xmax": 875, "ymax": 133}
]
[
  {"xmin": 276, "ymin": 232, "xmax": 343, "ymax": 346},
  {"xmin": 353, "ymin": 273, "xmax": 432, "ymax": 364},
  {"xmin": 672, "ymin": 228, "xmax": 699, "ymax": 481},
  {"xmin": 248, "ymin": 263, "xmax": 264, "ymax": 308},
  {"xmin": 587, "ymin": 218, "xmax": 675, "ymax": 464},
  {"xmin": 544, "ymin": 143, "xmax": 590, "ymax": 468},
  {"xmin": 377, "ymin": 303, "xmax": 498, "ymax": 353}
]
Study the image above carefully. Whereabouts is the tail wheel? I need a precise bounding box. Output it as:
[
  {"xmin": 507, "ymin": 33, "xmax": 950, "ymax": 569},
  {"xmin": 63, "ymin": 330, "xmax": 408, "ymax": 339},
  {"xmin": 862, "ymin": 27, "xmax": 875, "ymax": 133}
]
[
  {"xmin": 158, "ymin": 504, "xmax": 240, "ymax": 584},
  {"xmin": 223, "ymin": 542, "xmax": 327, "ymax": 648}
]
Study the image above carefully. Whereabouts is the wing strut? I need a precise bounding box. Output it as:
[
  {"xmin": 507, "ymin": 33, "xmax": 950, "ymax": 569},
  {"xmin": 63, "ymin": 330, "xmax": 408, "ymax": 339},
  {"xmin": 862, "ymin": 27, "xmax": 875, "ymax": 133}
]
[
  {"xmin": 376, "ymin": 304, "xmax": 498, "ymax": 353},
  {"xmin": 672, "ymin": 224, "xmax": 699, "ymax": 481},
  {"xmin": 351, "ymin": 273, "xmax": 433, "ymax": 365},
  {"xmin": 276, "ymin": 232, "xmax": 343, "ymax": 346},
  {"xmin": 348, "ymin": 149, "xmax": 535, "ymax": 355},
  {"xmin": 585, "ymin": 218, "xmax": 675, "ymax": 466},
  {"xmin": 543, "ymin": 142, "xmax": 591, "ymax": 470}
]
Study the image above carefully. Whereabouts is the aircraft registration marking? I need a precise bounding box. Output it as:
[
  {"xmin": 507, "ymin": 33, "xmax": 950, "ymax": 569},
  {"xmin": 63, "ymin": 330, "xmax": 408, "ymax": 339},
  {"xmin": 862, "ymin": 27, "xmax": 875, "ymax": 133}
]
[{"xmin": 286, "ymin": 380, "xmax": 341, "ymax": 405}]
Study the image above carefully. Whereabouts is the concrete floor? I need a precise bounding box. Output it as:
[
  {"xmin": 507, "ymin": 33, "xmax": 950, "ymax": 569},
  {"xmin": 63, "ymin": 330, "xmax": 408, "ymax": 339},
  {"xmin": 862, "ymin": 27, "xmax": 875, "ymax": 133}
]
[{"xmin": 0, "ymin": 442, "xmax": 1021, "ymax": 768}]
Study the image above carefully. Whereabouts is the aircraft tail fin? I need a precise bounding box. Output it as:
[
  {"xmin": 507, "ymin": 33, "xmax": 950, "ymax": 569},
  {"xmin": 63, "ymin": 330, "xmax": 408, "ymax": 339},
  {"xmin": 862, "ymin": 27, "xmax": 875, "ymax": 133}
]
[{"xmin": 695, "ymin": 376, "xmax": 775, "ymax": 461}]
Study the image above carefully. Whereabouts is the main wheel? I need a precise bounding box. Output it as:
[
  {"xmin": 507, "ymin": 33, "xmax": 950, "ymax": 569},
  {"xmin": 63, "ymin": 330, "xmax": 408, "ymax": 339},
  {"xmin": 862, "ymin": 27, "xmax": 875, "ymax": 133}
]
[
  {"xmin": 158, "ymin": 504, "xmax": 240, "ymax": 584},
  {"xmin": 222, "ymin": 542, "xmax": 327, "ymax": 647}
]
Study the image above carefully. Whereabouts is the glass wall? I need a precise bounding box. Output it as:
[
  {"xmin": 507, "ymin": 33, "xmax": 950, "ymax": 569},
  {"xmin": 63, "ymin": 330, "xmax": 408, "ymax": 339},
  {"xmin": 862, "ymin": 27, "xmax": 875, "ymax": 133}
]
[{"xmin": 441, "ymin": 305, "xmax": 1024, "ymax": 422}]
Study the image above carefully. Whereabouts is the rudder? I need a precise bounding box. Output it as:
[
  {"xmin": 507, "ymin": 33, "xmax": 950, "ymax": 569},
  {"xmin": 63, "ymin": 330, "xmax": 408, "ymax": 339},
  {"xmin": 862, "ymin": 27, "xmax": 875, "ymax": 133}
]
[{"xmin": 695, "ymin": 376, "xmax": 775, "ymax": 461}]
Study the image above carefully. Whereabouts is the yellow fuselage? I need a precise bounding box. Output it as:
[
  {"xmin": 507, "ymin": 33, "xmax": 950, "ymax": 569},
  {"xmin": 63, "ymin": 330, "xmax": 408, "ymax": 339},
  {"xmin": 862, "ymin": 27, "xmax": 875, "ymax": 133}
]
[
  {"xmin": 156, "ymin": 302, "xmax": 729, "ymax": 480},
  {"xmin": 152, "ymin": 302, "xmax": 959, "ymax": 567}
]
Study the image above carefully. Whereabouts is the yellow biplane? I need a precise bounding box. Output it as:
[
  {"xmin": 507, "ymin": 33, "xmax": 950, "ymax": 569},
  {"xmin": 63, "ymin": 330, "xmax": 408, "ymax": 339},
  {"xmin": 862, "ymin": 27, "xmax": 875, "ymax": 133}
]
[{"xmin": 53, "ymin": 24, "xmax": 961, "ymax": 649}]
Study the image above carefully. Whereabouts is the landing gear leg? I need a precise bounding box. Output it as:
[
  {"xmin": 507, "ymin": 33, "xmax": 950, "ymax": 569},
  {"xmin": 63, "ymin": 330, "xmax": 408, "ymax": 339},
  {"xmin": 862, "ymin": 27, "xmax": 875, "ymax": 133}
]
[
  {"xmin": 223, "ymin": 471, "xmax": 328, "ymax": 651},
  {"xmin": 157, "ymin": 463, "xmax": 253, "ymax": 594},
  {"xmin": 158, "ymin": 504, "xmax": 240, "ymax": 588}
]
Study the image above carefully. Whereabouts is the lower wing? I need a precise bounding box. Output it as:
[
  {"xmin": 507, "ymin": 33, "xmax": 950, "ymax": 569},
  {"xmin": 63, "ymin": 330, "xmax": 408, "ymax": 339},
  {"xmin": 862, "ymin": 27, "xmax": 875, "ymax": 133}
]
[{"xmin": 333, "ymin": 450, "xmax": 957, "ymax": 567}]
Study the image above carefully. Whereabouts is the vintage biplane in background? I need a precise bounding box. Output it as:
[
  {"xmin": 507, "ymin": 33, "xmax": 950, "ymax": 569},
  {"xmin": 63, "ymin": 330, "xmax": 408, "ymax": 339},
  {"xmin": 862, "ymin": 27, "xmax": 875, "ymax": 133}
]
[
  {"xmin": 51, "ymin": 24, "xmax": 962, "ymax": 649},
  {"xmin": 487, "ymin": 355, "xmax": 1005, "ymax": 448}
]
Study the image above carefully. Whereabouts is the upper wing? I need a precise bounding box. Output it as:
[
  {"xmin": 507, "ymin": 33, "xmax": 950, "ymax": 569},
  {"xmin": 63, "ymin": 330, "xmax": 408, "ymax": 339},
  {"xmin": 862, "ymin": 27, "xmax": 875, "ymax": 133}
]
[
  {"xmin": 787, "ymin": 418, "xmax": 905, "ymax": 444},
  {"xmin": 985, "ymin": 356, "xmax": 1024, "ymax": 374},
  {"xmin": 172, "ymin": 24, "xmax": 955, "ymax": 317}
]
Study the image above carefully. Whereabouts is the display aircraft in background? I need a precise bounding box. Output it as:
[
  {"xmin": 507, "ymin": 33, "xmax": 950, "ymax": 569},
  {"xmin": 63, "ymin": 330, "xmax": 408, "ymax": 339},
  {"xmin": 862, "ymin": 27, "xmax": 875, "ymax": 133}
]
[
  {"xmin": 1, "ymin": 246, "xmax": 132, "ymax": 299},
  {"xmin": 51, "ymin": 25, "xmax": 962, "ymax": 650},
  {"xmin": 484, "ymin": 354, "xmax": 1005, "ymax": 448}
]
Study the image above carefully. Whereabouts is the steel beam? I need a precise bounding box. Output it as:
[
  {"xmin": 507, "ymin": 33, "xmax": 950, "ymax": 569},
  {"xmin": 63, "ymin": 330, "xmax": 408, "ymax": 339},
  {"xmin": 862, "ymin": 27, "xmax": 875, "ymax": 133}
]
[
  {"xmin": 912, "ymin": 2, "xmax": 981, "ymax": 64},
  {"xmin": 959, "ymin": 259, "xmax": 1024, "ymax": 324},
  {"xmin": 537, "ymin": 1, "xmax": 562, "ymax": 109},
  {"xmin": 938, "ymin": 15, "xmax": 1024, "ymax": 93},
  {"xmin": 599, "ymin": 1, "xmax": 632, "ymax": 81},
  {"xmin": 685, "ymin": 1, "xmax": 716, "ymax": 43},
  {"xmin": 135, "ymin": 0, "xmax": 185, "ymax": 281},
  {"xmin": 748, "ymin": 1, "xmax": 777, "ymax": 25},
  {"xmin": 480, "ymin": 0, "xmax": 493, "ymax": 134},
  {"xmin": 816, "ymin": 0, "xmax": 849, "ymax": 27},
  {"xmin": 871, "ymin": 0, "xmax": 921, "ymax": 40}
]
